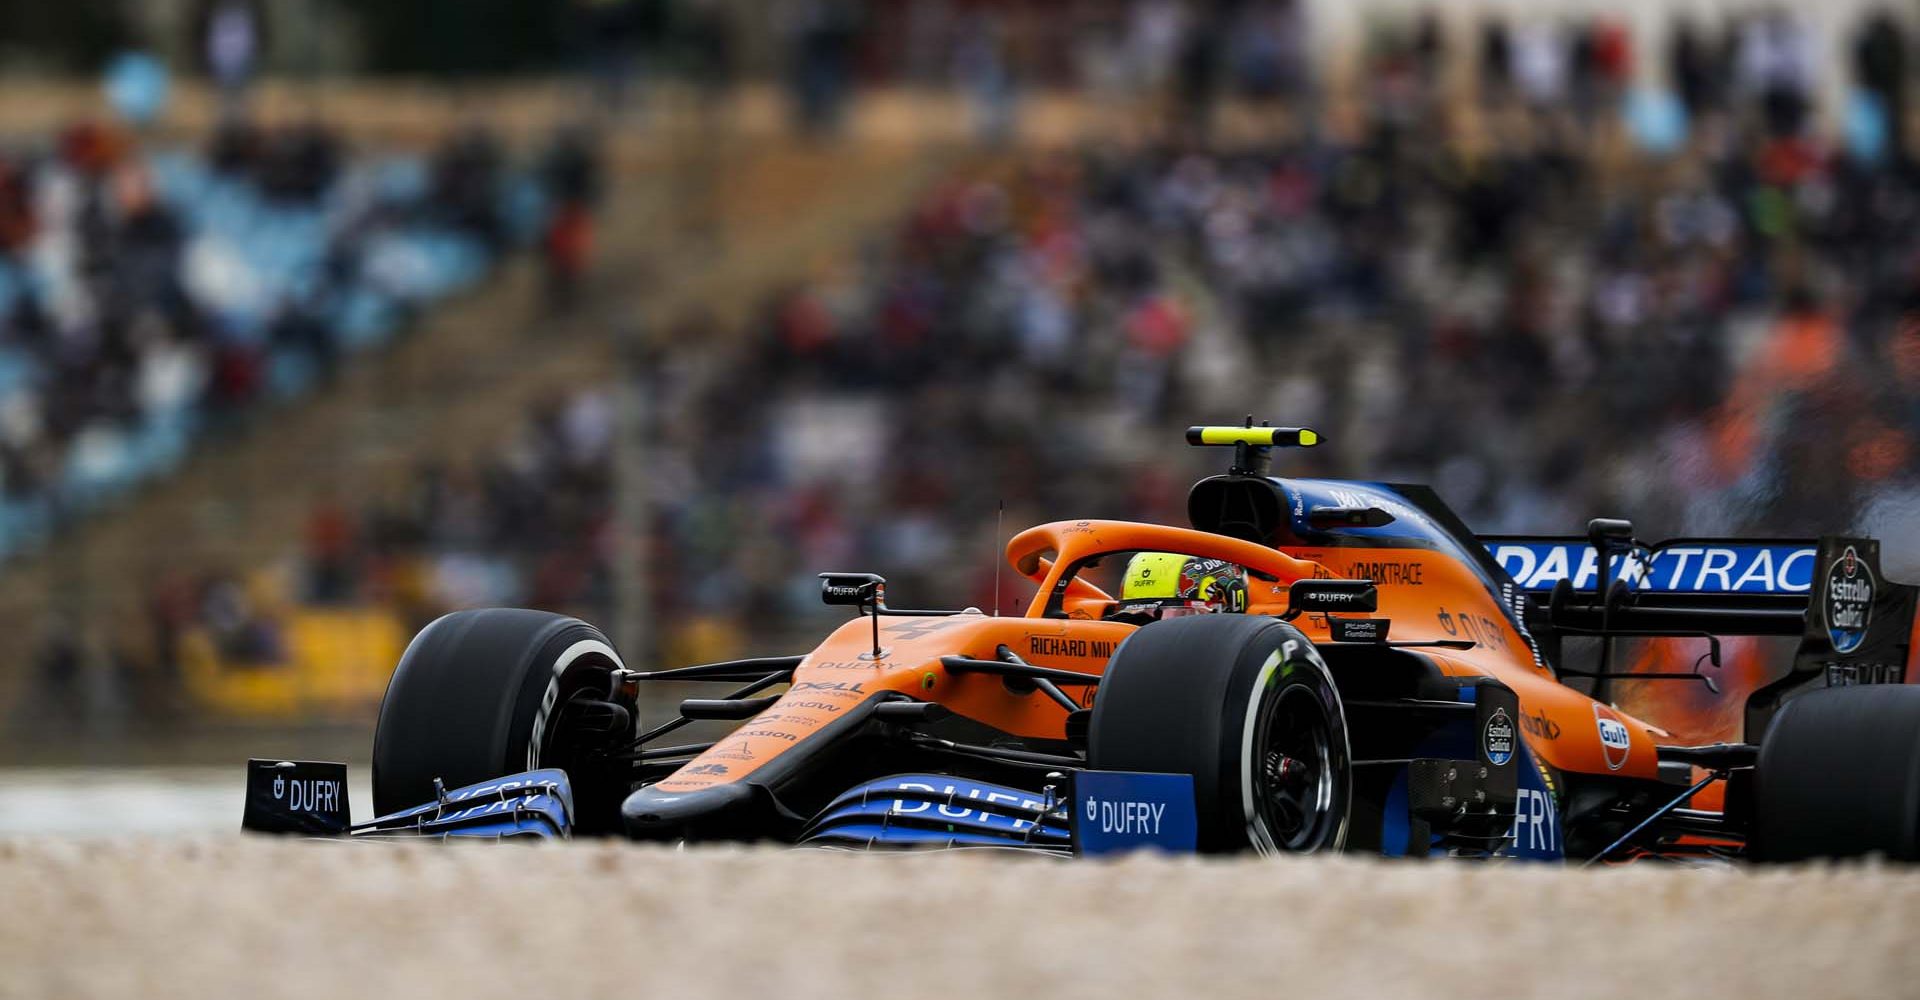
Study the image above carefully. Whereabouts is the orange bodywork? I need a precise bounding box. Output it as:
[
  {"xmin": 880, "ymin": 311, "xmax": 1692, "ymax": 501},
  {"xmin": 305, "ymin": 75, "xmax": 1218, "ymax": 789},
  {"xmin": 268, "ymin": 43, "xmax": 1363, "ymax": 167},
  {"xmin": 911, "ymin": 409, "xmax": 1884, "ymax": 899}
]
[{"xmin": 653, "ymin": 519, "xmax": 1667, "ymax": 795}]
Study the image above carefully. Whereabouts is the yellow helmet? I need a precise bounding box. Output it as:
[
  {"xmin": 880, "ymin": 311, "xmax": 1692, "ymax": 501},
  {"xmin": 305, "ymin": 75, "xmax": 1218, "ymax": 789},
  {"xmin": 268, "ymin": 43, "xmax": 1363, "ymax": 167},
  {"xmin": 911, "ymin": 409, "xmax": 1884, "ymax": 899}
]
[{"xmin": 1120, "ymin": 552, "xmax": 1247, "ymax": 611}]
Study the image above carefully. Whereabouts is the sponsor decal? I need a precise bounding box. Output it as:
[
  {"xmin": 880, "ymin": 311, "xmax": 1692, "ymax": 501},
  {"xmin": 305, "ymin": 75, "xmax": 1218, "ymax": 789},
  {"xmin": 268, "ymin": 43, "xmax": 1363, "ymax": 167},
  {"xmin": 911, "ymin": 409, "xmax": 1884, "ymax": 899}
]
[
  {"xmin": 809, "ymin": 660, "xmax": 876, "ymax": 671},
  {"xmin": 1489, "ymin": 542, "xmax": 1815, "ymax": 595},
  {"xmin": 1084, "ymin": 795, "xmax": 1168, "ymax": 835},
  {"xmin": 1519, "ymin": 707, "xmax": 1561, "ymax": 741},
  {"xmin": 1323, "ymin": 487, "xmax": 1409, "ymax": 520},
  {"xmin": 1823, "ymin": 545, "xmax": 1876, "ymax": 655},
  {"xmin": 1345, "ymin": 560, "xmax": 1424, "ymax": 586},
  {"xmin": 1070, "ymin": 771, "xmax": 1198, "ymax": 855},
  {"xmin": 271, "ymin": 773, "xmax": 345, "ymax": 813},
  {"xmin": 448, "ymin": 775, "xmax": 557, "ymax": 799},
  {"xmin": 822, "ymin": 582, "xmax": 870, "ymax": 603},
  {"xmin": 707, "ymin": 742, "xmax": 756, "ymax": 761},
  {"xmin": 780, "ymin": 700, "xmax": 844, "ymax": 712},
  {"xmin": 790, "ymin": 680, "xmax": 868, "ymax": 695},
  {"xmin": 1594, "ymin": 705, "xmax": 1631, "ymax": 770},
  {"xmin": 1825, "ymin": 662, "xmax": 1906, "ymax": 686},
  {"xmin": 1483, "ymin": 708, "xmax": 1515, "ymax": 766},
  {"xmin": 1434, "ymin": 607, "xmax": 1509, "ymax": 651},
  {"xmin": 1329, "ymin": 618, "xmax": 1388, "ymax": 643},
  {"xmin": 243, "ymin": 759, "xmax": 351, "ymax": 835},
  {"xmin": 737, "ymin": 728, "xmax": 800, "ymax": 743},
  {"xmin": 1028, "ymin": 636, "xmax": 1117, "ymax": 659},
  {"xmin": 1502, "ymin": 748, "xmax": 1563, "ymax": 861},
  {"xmin": 427, "ymin": 795, "xmax": 558, "ymax": 825},
  {"xmin": 1507, "ymin": 786, "xmax": 1559, "ymax": 856},
  {"xmin": 889, "ymin": 781, "xmax": 1047, "ymax": 831},
  {"xmin": 681, "ymin": 763, "xmax": 729, "ymax": 777}
]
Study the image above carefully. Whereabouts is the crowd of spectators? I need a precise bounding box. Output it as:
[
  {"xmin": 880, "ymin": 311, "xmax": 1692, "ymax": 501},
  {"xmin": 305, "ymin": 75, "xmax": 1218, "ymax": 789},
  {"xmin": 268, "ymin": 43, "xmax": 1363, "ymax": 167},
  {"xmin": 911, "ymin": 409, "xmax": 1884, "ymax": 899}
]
[
  {"xmin": 0, "ymin": 115, "xmax": 565, "ymax": 562},
  {"xmin": 258, "ymin": 10, "xmax": 1920, "ymax": 668},
  {"xmin": 45, "ymin": 8, "xmax": 1887, "ymax": 697}
]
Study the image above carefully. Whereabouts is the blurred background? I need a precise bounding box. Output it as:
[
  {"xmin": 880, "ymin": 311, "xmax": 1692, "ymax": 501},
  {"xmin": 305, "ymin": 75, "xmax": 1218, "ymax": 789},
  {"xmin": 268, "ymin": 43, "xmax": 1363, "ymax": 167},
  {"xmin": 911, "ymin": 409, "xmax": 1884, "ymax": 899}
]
[{"xmin": 1, "ymin": 0, "xmax": 1918, "ymax": 830}]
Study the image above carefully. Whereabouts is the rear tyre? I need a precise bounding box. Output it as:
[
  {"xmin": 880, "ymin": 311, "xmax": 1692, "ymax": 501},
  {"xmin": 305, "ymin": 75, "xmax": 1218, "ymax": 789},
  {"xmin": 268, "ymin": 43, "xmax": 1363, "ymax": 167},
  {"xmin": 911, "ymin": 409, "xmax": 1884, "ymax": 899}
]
[
  {"xmin": 371, "ymin": 609, "xmax": 635, "ymax": 832},
  {"xmin": 1089, "ymin": 615, "xmax": 1350, "ymax": 854},
  {"xmin": 1753, "ymin": 685, "xmax": 1920, "ymax": 862}
]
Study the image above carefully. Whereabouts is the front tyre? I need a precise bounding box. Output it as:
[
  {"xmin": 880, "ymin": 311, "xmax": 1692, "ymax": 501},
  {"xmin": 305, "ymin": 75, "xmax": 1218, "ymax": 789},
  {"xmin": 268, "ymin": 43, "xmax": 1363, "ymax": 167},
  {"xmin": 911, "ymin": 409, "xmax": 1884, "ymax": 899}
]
[
  {"xmin": 1088, "ymin": 615, "xmax": 1351, "ymax": 854},
  {"xmin": 371, "ymin": 609, "xmax": 635, "ymax": 832}
]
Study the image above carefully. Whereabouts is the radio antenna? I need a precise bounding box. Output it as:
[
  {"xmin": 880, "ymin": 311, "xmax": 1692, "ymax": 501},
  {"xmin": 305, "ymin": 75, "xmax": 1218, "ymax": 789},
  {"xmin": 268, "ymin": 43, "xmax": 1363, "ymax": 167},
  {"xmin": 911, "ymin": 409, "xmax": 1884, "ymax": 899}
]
[{"xmin": 993, "ymin": 499, "xmax": 1006, "ymax": 616}]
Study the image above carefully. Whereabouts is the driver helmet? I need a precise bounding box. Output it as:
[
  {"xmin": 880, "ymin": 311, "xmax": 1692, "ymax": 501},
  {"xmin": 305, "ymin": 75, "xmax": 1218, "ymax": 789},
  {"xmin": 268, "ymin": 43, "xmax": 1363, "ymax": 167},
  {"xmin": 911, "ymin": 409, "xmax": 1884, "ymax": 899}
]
[{"xmin": 1116, "ymin": 553, "xmax": 1248, "ymax": 618}]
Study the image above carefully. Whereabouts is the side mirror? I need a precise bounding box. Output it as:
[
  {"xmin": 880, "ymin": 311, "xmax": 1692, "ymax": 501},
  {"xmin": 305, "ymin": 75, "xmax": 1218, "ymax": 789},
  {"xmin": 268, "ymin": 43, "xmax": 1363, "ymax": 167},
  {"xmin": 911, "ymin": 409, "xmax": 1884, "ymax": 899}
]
[
  {"xmin": 1306, "ymin": 505, "xmax": 1396, "ymax": 530},
  {"xmin": 820, "ymin": 572, "xmax": 886, "ymax": 609},
  {"xmin": 1288, "ymin": 579, "xmax": 1378, "ymax": 615}
]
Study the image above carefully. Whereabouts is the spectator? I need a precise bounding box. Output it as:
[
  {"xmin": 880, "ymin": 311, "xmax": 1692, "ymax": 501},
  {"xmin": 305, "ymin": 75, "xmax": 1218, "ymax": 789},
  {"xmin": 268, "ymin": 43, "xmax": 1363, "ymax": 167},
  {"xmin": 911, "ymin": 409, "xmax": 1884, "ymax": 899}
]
[
  {"xmin": 785, "ymin": 0, "xmax": 864, "ymax": 137},
  {"xmin": 1669, "ymin": 18, "xmax": 1725, "ymax": 119},
  {"xmin": 304, "ymin": 492, "xmax": 358, "ymax": 604},
  {"xmin": 1854, "ymin": 11, "xmax": 1908, "ymax": 157},
  {"xmin": 1736, "ymin": 11, "xmax": 1816, "ymax": 137},
  {"xmin": 431, "ymin": 124, "xmax": 507, "ymax": 249},
  {"xmin": 539, "ymin": 126, "xmax": 603, "ymax": 311},
  {"xmin": 191, "ymin": 0, "xmax": 269, "ymax": 121}
]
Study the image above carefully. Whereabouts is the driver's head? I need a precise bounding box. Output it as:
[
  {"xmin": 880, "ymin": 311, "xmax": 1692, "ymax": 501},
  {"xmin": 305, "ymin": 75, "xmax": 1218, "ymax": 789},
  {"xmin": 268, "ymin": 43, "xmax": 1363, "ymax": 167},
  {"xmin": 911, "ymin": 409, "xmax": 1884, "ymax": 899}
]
[{"xmin": 1121, "ymin": 553, "xmax": 1247, "ymax": 613}]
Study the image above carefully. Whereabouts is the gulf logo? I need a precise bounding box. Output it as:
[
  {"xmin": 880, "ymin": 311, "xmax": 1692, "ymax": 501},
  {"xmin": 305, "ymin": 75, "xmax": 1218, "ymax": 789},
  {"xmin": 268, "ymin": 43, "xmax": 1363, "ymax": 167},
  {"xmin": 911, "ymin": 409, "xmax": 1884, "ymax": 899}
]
[{"xmin": 1593, "ymin": 704, "xmax": 1631, "ymax": 771}]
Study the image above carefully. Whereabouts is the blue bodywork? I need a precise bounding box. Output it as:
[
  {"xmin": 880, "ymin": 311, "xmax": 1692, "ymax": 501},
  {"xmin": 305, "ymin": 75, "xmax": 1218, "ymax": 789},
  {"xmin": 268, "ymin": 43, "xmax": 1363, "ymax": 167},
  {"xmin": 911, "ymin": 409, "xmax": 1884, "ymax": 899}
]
[
  {"xmin": 1070, "ymin": 771, "xmax": 1198, "ymax": 856},
  {"xmin": 358, "ymin": 769, "xmax": 575, "ymax": 840},
  {"xmin": 1275, "ymin": 478, "xmax": 1529, "ymax": 616},
  {"xmin": 1277, "ymin": 477, "xmax": 1816, "ymax": 597},
  {"xmin": 799, "ymin": 772, "xmax": 1203, "ymax": 855},
  {"xmin": 799, "ymin": 774, "xmax": 1071, "ymax": 850},
  {"xmin": 1374, "ymin": 685, "xmax": 1563, "ymax": 862}
]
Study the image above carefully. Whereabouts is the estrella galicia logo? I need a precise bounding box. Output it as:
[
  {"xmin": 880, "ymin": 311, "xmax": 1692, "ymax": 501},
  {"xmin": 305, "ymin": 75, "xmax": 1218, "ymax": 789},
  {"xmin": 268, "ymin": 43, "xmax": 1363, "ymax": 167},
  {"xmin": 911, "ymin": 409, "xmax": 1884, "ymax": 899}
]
[
  {"xmin": 1594, "ymin": 705, "xmax": 1631, "ymax": 771},
  {"xmin": 1483, "ymin": 708, "xmax": 1515, "ymax": 766},
  {"xmin": 1824, "ymin": 545, "xmax": 1875, "ymax": 655}
]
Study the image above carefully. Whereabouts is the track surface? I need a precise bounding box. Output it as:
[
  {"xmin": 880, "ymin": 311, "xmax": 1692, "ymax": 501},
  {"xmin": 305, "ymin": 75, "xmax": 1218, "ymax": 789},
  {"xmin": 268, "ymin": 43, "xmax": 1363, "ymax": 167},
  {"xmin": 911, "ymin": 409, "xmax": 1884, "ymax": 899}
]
[{"xmin": 3, "ymin": 838, "xmax": 1916, "ymax": 1000}]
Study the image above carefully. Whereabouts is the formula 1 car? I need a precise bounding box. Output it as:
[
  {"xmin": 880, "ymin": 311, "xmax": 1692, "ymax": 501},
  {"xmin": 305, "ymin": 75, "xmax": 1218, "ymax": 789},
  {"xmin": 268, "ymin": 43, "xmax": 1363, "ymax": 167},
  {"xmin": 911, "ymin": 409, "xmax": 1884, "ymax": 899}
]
[{"xmin": 245, "ymin": 424, "xmax": 1920, "ymax": 863}]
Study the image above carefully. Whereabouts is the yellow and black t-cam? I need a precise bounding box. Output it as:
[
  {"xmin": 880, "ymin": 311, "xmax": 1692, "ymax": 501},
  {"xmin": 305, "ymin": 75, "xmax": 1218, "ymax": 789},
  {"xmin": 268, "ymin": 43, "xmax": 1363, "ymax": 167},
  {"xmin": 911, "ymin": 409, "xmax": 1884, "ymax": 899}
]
[{"xmin": 1185, "ymin": 425, "xmax": 1320, "ymax": 448}]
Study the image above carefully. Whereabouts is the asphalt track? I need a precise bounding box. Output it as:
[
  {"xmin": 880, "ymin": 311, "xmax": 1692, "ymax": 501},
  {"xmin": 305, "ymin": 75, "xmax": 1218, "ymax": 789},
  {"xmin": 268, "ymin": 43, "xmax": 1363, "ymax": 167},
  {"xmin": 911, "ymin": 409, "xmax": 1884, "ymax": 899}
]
[{"xmin": 2, "ymin": 837, "xmax": 1917, "ymax": 1000}]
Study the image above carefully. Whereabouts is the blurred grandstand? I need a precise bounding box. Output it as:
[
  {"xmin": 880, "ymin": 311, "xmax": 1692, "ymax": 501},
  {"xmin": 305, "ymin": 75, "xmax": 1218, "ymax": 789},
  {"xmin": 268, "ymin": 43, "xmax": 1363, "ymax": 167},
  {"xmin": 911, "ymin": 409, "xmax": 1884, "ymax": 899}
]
[
  {"xmin": 2, "ymin": 1, "xmax": 1919, "ymax": 759},
  {"xmin": 0, "ymin": 117, "xmax": 556, "ymax": 560}
]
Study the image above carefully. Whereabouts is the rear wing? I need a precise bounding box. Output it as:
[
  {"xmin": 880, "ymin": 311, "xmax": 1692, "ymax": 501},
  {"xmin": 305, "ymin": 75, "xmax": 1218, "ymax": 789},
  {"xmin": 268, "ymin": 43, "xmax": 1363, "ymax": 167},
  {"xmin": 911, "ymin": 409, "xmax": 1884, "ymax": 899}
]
[
  {"xmin": 1481, "ymin": 537, "xmax": 1817, "ymax": 604},
  {"xmin": 1480, "ymin": 531, "xmax": 1918, "ymax": 735}
]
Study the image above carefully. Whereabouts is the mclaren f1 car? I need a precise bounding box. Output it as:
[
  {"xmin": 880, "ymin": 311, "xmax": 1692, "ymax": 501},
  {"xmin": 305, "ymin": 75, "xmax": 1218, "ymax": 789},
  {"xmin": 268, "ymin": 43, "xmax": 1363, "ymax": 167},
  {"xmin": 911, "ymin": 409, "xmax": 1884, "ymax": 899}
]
[{"xmin": 245, "ymin": 424, "xmax": 1920, "ymax": 863}]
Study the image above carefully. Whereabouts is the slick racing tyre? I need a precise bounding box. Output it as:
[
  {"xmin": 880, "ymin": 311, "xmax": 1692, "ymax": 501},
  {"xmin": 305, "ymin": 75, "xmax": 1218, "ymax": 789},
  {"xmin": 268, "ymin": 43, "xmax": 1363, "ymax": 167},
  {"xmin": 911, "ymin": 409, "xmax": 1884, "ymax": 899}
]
[
  {"xmin": 371, "ymin": 609, "xmax": 635, "ymax": 832},
  {"xmin": 1752, "ymin": 685, "xmax": 1920, "ymax": 862},
  {"xmin": 1089, "ymin": 615, "xmax": 1351, "ymax": 854}
]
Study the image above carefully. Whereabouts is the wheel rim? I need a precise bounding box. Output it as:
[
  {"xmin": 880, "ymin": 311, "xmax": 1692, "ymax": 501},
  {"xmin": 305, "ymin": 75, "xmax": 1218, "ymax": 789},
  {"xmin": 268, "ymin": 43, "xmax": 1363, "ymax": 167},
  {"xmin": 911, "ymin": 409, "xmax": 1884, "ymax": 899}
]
[{"xmin": 1254, "ymin": 683, "xmax": 1335, "ymax": 851}]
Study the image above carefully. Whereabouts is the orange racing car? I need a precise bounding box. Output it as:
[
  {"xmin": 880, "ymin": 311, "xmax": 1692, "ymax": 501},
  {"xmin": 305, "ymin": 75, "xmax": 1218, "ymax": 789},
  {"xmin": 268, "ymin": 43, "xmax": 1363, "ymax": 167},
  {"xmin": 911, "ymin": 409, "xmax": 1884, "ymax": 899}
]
[{"xmin": 245, "ymin": 424, "xmax": 1920, "ymax": 863}]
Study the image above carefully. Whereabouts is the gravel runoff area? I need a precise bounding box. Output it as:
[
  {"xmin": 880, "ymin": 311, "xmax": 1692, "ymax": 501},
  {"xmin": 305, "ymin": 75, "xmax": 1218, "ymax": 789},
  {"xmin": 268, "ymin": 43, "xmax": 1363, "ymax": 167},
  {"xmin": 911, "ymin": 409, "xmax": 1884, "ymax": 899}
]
[{"xmin": 2, "ymin": 838, "xmax": 1916, "ymax": 1000}]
